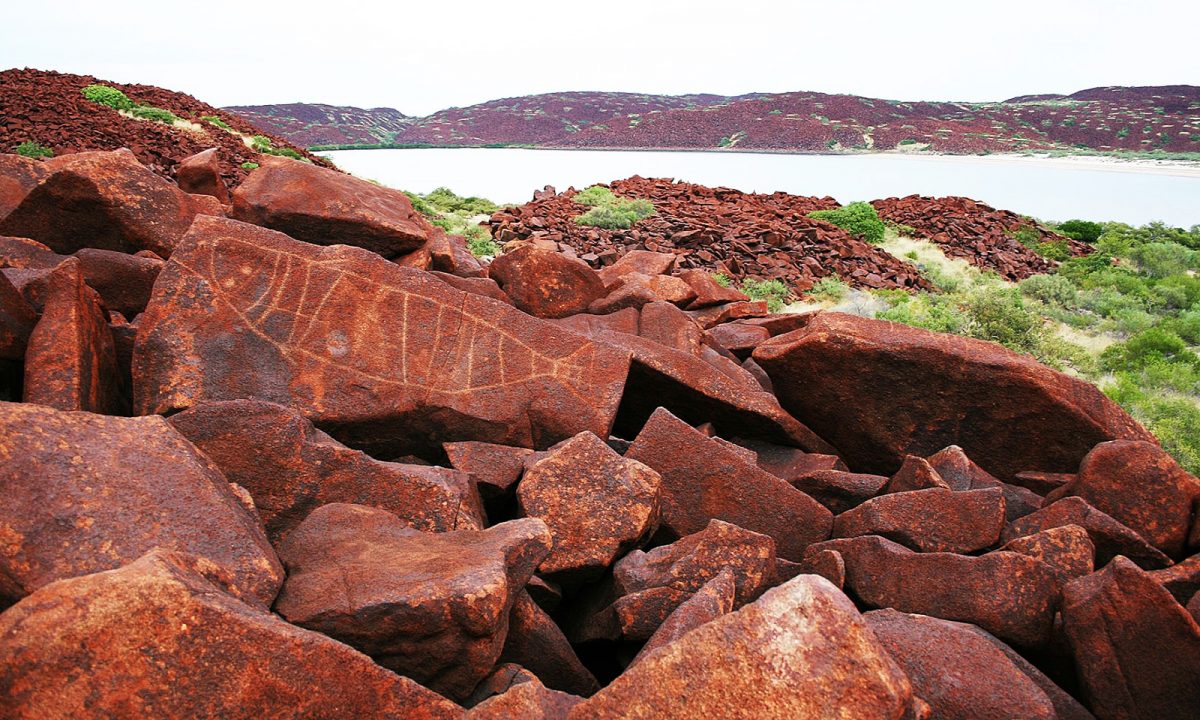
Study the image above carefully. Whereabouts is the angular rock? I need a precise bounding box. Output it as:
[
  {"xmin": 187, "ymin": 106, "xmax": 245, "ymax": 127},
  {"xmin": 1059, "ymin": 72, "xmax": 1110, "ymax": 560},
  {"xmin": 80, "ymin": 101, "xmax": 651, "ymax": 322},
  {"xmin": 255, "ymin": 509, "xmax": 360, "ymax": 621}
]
[
  {"xmin": 428, "ymin": 229, "xmax": 486, "ymax": 278},
  {"xmin": 624, "ymin": 408, "xmax": 832, "ymax": 560},
  {"xmin": 1148, "ymin": 553, "xmax": 1200, "ymax": 604},
  {"xmin": 0, "ymin": 234, "xmax": 59, "ymax": 269},
  {"xmin": 134, "ymin": 216, "xmax": 630, "ymax": 457},
  {"xmin": 0, "ymin": 154, "xmax": 47, "ymax": 219},
  {"xmin": 517, "ymin": 431, "xmax": 661, "ymax": 582},
  {"xmin": 629, "ymin": 567, "xmax": 736, "ymax": 667},
  {"xmin": 231, "ymin": 155, "xmax": 430, "ymax": 257},
  {"xmin": 999, "ymin": 525, "xmax": 1095, "ymax": 581},
  {"xmin": 73, "ymin": 247, "xmax": 163, "ymax": 317},
  {"xmin": 445, "ymin": 440, "xmax": 534, "ymax": 499},
  {"xmin": 811, "ymin": 535, "xmax": 1061, "ymax": 648},
  {"xmin": 469, "ymin": 676, "xmax": 582, "ymax": 720},
  {"xmin": 833, "ymin": 487, "xmax": 1006, "ymax": 553},
  {"xmin": 465, "ymin": 663, "xmax": 539, "ymax": 708},
  {"xmin": 169, "ymin": 399, "xmax": 483, "ymax": 543},
  {"xmin": 706, "ymin": 322, "xmax": 770, "ymax": 358},
  {"xmin": 677, "ymin": 268, "xmax": 750, "ymax": 309},
  {"xmin": 790, "ymin": 469, "xmax": 890, "ymax": 514},
  {"xmin": 431, "ymin": 270, "xmax": 512, "ymax": 304},
  {"xmin": 0, "ymin": 401, "xmax": 283, "ymax": 608},
  {"xmin": 1002, "ymin": 497, "xmax": 1172, "ymax": 570},
  {"xmin": 589, "ymin": 272, "xmax": 696, "ymax": 313},
  {"xmin": 568, "ymin": 575, "xmax": 918, "ymax": 719},
  {"xmin": 881, "ymin": 455, "xmax": 950, "ymax": 494},
  {"xmin": 1061, "ymin": 557, "xmax": 1200, "ymax": 720},
  {"xmin": 926, "ymin": 444, "xmax": 1002, "ymax": 490},
  {"xmin": 864, "ymin": 609, "xmax": 1092, "ymax": 720},
  {"xmin": 1048, "ymin": 440, "xmax": 1200, "ymax": 559},
  {"xmin": 0, "ymin": 149, "xmax": 204, "ymax": 257},
  {"xmin": 597, "ymin": 249, "xmax": 677, "ymax": 286},
  {"xmin": 686, "ymin": 299, "xmax": 770, "ymax": 329},
  {"xmin": 735, "ymin": 437, "xmax": 849, "ymax": 479},
  {"xmin": 1012, "ymin": 470, "xmax": 1075, "ymax": 496},
  {"xmin": 274, "ymin": 504, "xmax": 552, "ymax": 701},
  {"xmin": 638, "ymin": 300, "xmax": 704, "ymax": 355},
  {"xmin": 0, "ymin": 270, "xmax": 35, "ymax": 359},
  {"xmin": 488, "ymin": 244, "xmax": 606, "ymax": 318},
  {"xmin": 499, "ymin": 592, "xmax": 600, "ymax": 697},
  {"xmin": 176, "ymin": 147, "xmax": 230, "ymax": 203},
  {"xmin": 754, "ymin": 312, "xmax": 1155, "ymax": 480},
  {"xmin": 22, "ymin": 258, "xmax": 123, "ymax": 413},
  {"xmin": 0, "ymin": 549, "xmax": 461, "ymax": 720}
]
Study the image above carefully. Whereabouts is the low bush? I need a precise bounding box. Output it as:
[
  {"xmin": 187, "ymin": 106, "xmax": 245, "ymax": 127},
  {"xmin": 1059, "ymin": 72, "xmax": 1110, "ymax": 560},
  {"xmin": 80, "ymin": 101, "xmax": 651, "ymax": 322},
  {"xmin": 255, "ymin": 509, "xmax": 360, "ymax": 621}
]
[
  {"xmin": 464, "ymin": 225, "xmax": 500, "ymax": 258},
  {"xmin": 1130, "ymin": 241, "xmax": 1197, "ymax": 278},
  {"xmin": 740, "ymin": 278, "xmax": 789, "ymax": 312},
  {"xmin": 808, "ymin": 202, "xmax": 886, "ymax": 244},
  {"xmin": 251, "ymin": 135, "xmax": 307, "ymax": 162},
  {"xmin": 14, "ymin": 141, "xmax": 53, "ymax": 158},
  {"xmin": 404, "ymin": 191, "xmax": 436, "ymax": 217},
  {"xmin": 201, "ymin": 115, "xmax": 232, "ymax": 130},
  {"xmin": 129, "ymin": 105, "xmax": 180, "ymax": 125},
  {"xmin": 807, "ymin": 275, "xmax": 850, "ymax": 302},
  {"xmin": 572, "ymin": 185, "xmax": 615, "ymax": 207},
  {"xmin": 1019, "ymin": 274, "xmax": 1078, "ymax": 307},
  {"xmin": 712, "ymin": 272, "xmax": 732, "ymax": 288},
  {"xmin": 240, "ymin": 161, "xmax": 259, "ymax": 170},
  {"xmin": 81, "ymin": 84, "xmax": 136, "ymax": 111},
  {"xmin": 573, "ymin": 192, "xmax": 655, "ymax": 230},
  {"xmin": 425, "ymin": 187, "xmax": 498, "ymax": 215},
  {"xmin": 1056, "ymin": 219, "xmax": 1103, "ymax": 243},
  {"xmin": 1100, "ymin": 327, "xmax": 1197, "ymax": 371},
  {"xmin": 1105, "ymin": 375, "xmax": 1200, "ymax": 474}
]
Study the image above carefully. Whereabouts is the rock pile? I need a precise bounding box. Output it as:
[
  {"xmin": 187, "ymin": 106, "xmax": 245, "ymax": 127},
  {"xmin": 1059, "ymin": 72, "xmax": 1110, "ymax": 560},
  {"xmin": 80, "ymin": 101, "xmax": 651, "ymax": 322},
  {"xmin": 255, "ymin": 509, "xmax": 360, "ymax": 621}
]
[
  {"xmin": 488, "ymin": 176, "xmax": 933, "ymax": 293},
  {"xmin": 2, "ymin": 150, "xmax": 1199, "ymax": 719},
  {"xmin": 871, "ymin": 195, "xmax": 1092, "ymax": 280},
  {"xmin": 0, "ymin": 68, "xmax": 329, "ymax": 189}
]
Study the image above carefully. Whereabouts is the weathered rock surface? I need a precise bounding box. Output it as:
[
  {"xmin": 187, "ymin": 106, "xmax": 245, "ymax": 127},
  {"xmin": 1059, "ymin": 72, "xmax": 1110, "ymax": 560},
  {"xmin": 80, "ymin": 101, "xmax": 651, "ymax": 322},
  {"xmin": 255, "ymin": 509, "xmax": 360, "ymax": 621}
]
[
  {"xmin": 0, "ymin": 270, "xmax": 35, "ymax": 359},
  {"xmin": 810, "ymin": 535, "xmax": 1061, "ymax": 648},
  {"xmin": 0, "ymin": 154, "xmax": 46, "ymax": 219},
  {"xmin": 0, "ymin": 149, "xmax": 204, "ymax": 257},
  {"xmin": 1047, "ymin": 440, "xmax": 1200, "ymax": 559},
  {"xmin": 1061, "ymin": 557, "xmax": 1200, "ymax": 720},
  {"xmin": 488, "ymin": 244, "xmax": 606, "ymax": 318},
  {"xmin": 999, "ymin": 525, "xmax": 1095, "ymax": 581},
  {"xmin": 568, "ymin": 575, "xmax": 918, "ymax": 719},
  {"xmin": 0, "ymin": 401, "xmax": 283, "ymax": 608},
  {"xmin": 629, "ymin": 567, "xmax": 736, "ymax": 666},
  {"xmin": 74, "ymin": 246, "xmax": 163, "ymax": 316},
  {"xmin": 230, "ymin": 156, "xmax": 430, "ymax": 257},
  {"xmin": 791, "ymin": 469, "xmax": 890, "ymax": 513},
  {"xmin": 273, "ymin": 504, "xmax": 551, "ymax": 701},
  {"xmin": 864, "ymin": 609, "xmax": 1093, "ymax": 720},
  {"xmin": 176, "ymin": 147, "xmax": 229, "ymax": 202},
  {"xmin": 624, "ymin": 408, "xmax": 832, "ymax": 560},
  {"xmin": 833, "ymin": 487, "xmax": 1006, "ymax": 553},
  {"xmin": 445, "ymin": 439, "xmax": 534, "ymax": 499},
  {"xmin": 517, "ymin": 431, "xmax": 661, "ymax": 582},
  {"xmin": 169, "ymin": 399, "xmax": 484, "ymax": 543},
  {"xmin": 134, "ymin": 215, "xmax": 631, "ymax": 457},
  {"xmin": 468, "ymin": 675, "xmax": 582, "ymax": 720},
  {"xmin": 498, "ymin": 592, "xmax": 600, "ymax": 697},
  {"xmin": 1002, "ymin": 496, "xmax": 1172, "ymax": 570},
  {"xmin": 0, "ymin": 549, "xmax": 462, "ymax": 720},
  {"xmin": 754, "ymin": 312, "xmax": 1155, "ymax": 480},
  {"xmin": 21, "ymin": 257, "xmax": 123, "ymax": 413}
]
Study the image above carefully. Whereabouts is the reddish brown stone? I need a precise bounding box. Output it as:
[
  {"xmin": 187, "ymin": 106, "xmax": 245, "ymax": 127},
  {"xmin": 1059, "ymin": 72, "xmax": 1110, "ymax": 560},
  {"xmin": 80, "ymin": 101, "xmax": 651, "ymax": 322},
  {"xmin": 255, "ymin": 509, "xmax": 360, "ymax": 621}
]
[
  {"xmin": 1047, "ymin": 440, "xmax": 1200, "ymax": 559},
  {"xmin": 589, "ymin": 272, "xmax": 696, "ymax": 313},
  {"xmin": 790, "ymin": 469, "xmax": 890, "ymax": 514},
  {"xmin": 499, "ymin": 592, "xmax": 600, "ymax": 697},
  {"xmin": 0, "ymin": 149, "xmax": 204, "ymax": 257},
  {"xmin": 0, "ymin": 401, "xmax": 283, "ymax": 608},
  {"xmin": 0, "ymin": 270, "xmax": 35, "ymax": 359},
  {"xmin": 487, "ymin": 245, "xmax": 606, "ymax": 318},
  {"xmin": 468, "ymin": 675, "xmax": 582, "ymax": 720},
  {"xmin": 22, "ymin": 258, "xmax": 123, "ymax": 413},
  {"xmin": 677, "ymin": 268, "xmax": 750, "ymax": 309},
  {"xmin": 551, "ymin": 306, "xmax": 640, "ymax": 337},
  {"xmin": 925, "ymin": 444, "xmax": 1001, "ymax": 490},
  {"xmin": 1189, "ymin": 592, "xmax": 1200, "ymax": 624},
  {"xmin": 568, "ymin": 575, "xmax": 917, "ymax": 719},
  {"xmin": 735, "ymin": 437, "xmax": 849, "ymax": 479},
  {"xmin": 429, "ymin": 229, "xmax": 486, "ymax": 278},
  {"xmin": 617, "ymin": 518, "xmax": 775, "ymax": 601},
  {"xmin": 0, "ymin": 154, "xmax": 47, "ymax": 219},
  {"xmin": 638, "ymin": 300, "xmax": 704, "ymax": 355},
  {"xmin": 753, "ymin": 312, "xmax": 1155, "ymax": 480},
  {"xmin": 395, "ymin": 243, "xmax": 433, "ymax": 270},
  {"xmin": 169, "ymin": 399, "xmax": 483, "ymax": 544},
  {"xmin": 274, "ymin": 504, "xmax": 552, "ymax": 701},
  {"xmin": 685, "ymin": 300, "xmax": 770, "ymax": 328},
  {"xmin": 1062, "ymin": 557, "xmax": 1200, "ymax": 720},
  {"xmin": 629, "ymin": 567, "xmax": 736, "ymax": 666},
  {"xmin": 1012, "ymin": 471, "xmax": 1075, "ymax": 496},
  {"xmin": 176, "ymin": 147, "xmax": 230, "ymax": 203},
  {"xmin": 798, "ymin": 547, "xmax": 847, "ymax": 589},
  {"xmin": 999, "ymin": 525, "xmax": 1094, "ymax": 581},
  {"xmin": 1148, "ymin": 553, "xmax": 1200, "ymax": 604},
  {"xmin": 705, "ymin": 322, "xmax": 770, "ymax": 358},
  {"xmin": 230, "ymin": 156, "xmax": 430, "ymax": 257},
  {"xmin": 810, "ymin": 535, "xmax": 1061, "ymax": 648},
  {"xmin": 518, "ymin": 431, "xmax": 660, "ymax": 582},
  {"xmin": 740, "ymin": 356, "xmax": 773, "ymax": 391},
  {"xmin": 833, "ymin": 487, "xmax": 1005, "ymax": 553},
  {"xmin": 73, "ymin": 246, "xmax": 163, "ymax": 316},
  {"xmin": 0, "ymin": 549, "xmax": 461, "ymax": 719},
  {"xmin": 1002, "ymin": 496, "xmax": 1172, "ymax": 570},
  {"xmin": 0, "ymin": 235, "xmax": 59, "ymax": 269},
  {"xmin": 624, "ymin": 408, "xmax": 832, "ymax": 560},
  {"xmin": 445, "ymin": 440, "xmax": 534, "ymax": 499},
  {"xmin": 598, "ymin": 249, "xmax": 677, "ymax": 286},
  {"xmin": 134, "ymin": 216, "xmax": 630, "ymax": 457},
  {"xmin": 430, "ymin": 271, "xmax": 513, "ymax": 304},
  {"xmin": 465, "ymin": 663, "xmax": 539, "ymax": 707},
  {"xmin": 864, "ymin": 609, "xmax": 1091, "ymax": 720},
  {"xmin": 882, "ymin": 455, "xmax": 951, "ymax": 494}
]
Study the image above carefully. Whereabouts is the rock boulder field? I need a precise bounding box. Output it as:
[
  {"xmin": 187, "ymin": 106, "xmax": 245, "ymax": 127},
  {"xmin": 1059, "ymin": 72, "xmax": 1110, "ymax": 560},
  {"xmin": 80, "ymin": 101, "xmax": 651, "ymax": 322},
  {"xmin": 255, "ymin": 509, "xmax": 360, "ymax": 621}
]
[{"xmin": 2, "ymin": 148, "xmax": 1199, "ymax": 719}]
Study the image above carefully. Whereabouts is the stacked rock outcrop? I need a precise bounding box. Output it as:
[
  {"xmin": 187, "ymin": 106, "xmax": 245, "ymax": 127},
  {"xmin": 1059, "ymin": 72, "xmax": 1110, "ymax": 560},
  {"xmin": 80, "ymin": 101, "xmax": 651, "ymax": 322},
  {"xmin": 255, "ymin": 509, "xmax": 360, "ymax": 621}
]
[{"xmin": 2, "ymin": 150, "xmax": 1198, "ymax": 720}]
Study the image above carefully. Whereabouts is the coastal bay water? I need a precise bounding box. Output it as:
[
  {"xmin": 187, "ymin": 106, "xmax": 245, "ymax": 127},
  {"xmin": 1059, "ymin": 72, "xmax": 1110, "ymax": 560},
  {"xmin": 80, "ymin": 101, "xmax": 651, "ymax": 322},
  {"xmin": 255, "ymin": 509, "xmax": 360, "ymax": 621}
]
[{"xmin": 319, "ymin": 148, "xmax": 1200, "ymax": 227}]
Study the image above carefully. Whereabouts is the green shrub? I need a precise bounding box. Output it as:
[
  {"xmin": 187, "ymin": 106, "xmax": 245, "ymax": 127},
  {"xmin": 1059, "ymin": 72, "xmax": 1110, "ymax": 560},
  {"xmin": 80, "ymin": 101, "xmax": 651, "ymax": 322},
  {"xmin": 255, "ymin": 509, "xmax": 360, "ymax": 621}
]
[
  {"xmin": 424, "ymin": 187, "xmax": 498, "ymax": 215},
  {"xmin": 572, "ymin": 185, "xmax": 616, "ymax": 207},
  {"xmin": 1130, "ymin": 242, "xmax": 1197, "ymax": 278},
  {"xmin": 808, "ymin": 202, "xmax": 886, "ymax": 244},
  {"xmin": 712, "ymin": 272, "xmax": 732, "ymax": 288},
  {"xmin": 1010, "ymin": 226, "xmax": 1041, "ymax": 249},
  {"xmin": 82, "ymin": 84, "xmax": 136, "ymax": 111},
  {"xmin": 129, "ymin": 105, "xmax": 180, "ymax": 125},
  {"xmin": 740, "ymin": 278, "xmax": 789, "ymax": 312},
  {"xmin": 250, "ymin": 134, "xmax": 307, "ymax": 162},
  {"xmin": 1105, "ymin": 376, "xmax": 1200, "ymax": 474},
  {"xmin": 876, "ymin": 292, "xmax": 968, "ymax": 335},
  {"xmin": 1056, "ymin": 219, "xmax": 1103, "ymax": 243},
  {"xmin": 404, "ymin": 191, "xmax": 436, "ymax": 217},
  {"xmin": 1035, "ymin": 240, "xmax": 1071, "ymax": 261},
  {"xmin": 573, "ymin": 195, "xmax": 655, "ymax": 230},
  {"xmin": 240, "ymin": 161, "xmax": 259, "ymax": 170},
  {"xmin": 14, "ymin": 141, "xmax": 53, "ymax": 158},
  {"xmin": 464, "ymin": 226, "xmax": 500, "ymax": 258},
  {"xmin": 201, "ymin": 115, "xmax": 232, "ymax": 130},
  {"xmin": 1100, "ymin": 328, "xmax": 1197, "ymax": 371},
  {"xmin": 963, "ymin": 286, "xmax": 1043, "ymax": 355},
  {"xmin": 1019, "ymin": 274, "xmax": 1078, "ymax": 308},
  {"xmin": 808, "ymin": 275, "xmax": 850, "ymax": 302}
]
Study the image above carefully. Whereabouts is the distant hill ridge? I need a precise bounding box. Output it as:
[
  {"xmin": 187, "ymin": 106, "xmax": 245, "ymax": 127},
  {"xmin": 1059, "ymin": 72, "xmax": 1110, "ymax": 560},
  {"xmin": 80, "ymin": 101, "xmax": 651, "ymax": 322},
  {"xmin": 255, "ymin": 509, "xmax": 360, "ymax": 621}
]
[{"xmin": 229, "ymin": 85, "xmax": 1200, "ymax": 155}]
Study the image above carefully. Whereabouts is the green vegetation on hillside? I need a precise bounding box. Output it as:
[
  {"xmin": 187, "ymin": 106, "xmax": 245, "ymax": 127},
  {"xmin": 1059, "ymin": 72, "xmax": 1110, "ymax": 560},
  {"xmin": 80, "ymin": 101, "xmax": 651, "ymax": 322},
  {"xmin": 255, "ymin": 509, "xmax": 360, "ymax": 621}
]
[
  {"xmin": 81, "ymin": 83, "xmax": 182, "ymax": 127},
  {"xmin": 572, "ymin": 186, "xmax": 656, "ymax": 229},
  {"xmin": 250, "ymin": 135, "xmax": 308, "ymax": 162},
  {"xmin": 710, "ymin": 272, "xmax": 789, "ymax": 312},
  {"xmin": 404, "ymin": 186, "xmax": 502, "ymax": 258},
  {"xmin": 808, "ymin": 202, "xmax": 887, "ymax": 244},
  {"xmin": 813, "ymin": 221, "xmax": 1200, "ymax": 473},
  {"xmin": 14, "ymin": 141, "xmax": 53, "ymax": 158}
]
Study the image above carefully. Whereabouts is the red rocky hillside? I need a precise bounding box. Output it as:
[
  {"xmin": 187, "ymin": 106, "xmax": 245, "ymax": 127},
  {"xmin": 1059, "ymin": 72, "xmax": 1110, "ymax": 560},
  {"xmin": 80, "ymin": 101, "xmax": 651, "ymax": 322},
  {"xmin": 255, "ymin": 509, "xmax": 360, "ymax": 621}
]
[
  {"xmin": 0, "ymin": 68, "xmax": 330, "ymax": 187},
  {"xmin": 2, "ymin": 147, "xmax": 1199, "ymax": 719}
]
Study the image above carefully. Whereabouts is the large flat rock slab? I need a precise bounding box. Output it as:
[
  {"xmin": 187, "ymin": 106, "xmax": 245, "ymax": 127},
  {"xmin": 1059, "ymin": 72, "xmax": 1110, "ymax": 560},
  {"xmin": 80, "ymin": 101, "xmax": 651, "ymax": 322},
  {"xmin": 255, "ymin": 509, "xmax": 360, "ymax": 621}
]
[{"xmin": 134, "ymin": 216, "xmax": 631, "ymax": 456}]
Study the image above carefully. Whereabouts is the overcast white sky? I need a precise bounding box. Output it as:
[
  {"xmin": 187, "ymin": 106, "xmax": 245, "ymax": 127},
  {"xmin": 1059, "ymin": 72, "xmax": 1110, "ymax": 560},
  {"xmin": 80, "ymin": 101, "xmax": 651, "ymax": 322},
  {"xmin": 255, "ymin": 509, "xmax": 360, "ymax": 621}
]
[{"xmin": 4, "ymin": 1, "xmax": 1197, "ymax": 116}]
